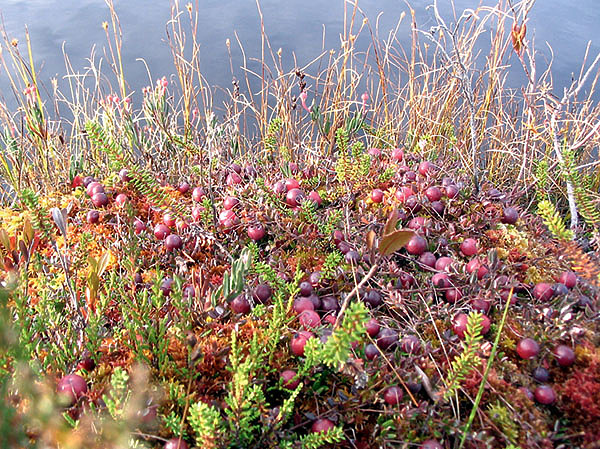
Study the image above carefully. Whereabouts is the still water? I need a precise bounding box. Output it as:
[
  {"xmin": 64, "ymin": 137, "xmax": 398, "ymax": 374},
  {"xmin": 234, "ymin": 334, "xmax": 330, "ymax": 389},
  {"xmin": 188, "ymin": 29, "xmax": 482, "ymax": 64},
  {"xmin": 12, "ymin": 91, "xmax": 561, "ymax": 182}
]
[{"xmin": 0, "ymin": 0, "xmax": 599, "ymax": 108}]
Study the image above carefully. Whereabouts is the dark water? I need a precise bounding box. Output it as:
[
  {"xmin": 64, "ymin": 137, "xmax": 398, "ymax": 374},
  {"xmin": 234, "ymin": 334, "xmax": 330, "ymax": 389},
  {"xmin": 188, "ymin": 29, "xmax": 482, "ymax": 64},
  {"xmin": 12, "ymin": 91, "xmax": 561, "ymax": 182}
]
[{"xmin": 1, "ymin": 0, "xmax": 599, "ymax": 109}]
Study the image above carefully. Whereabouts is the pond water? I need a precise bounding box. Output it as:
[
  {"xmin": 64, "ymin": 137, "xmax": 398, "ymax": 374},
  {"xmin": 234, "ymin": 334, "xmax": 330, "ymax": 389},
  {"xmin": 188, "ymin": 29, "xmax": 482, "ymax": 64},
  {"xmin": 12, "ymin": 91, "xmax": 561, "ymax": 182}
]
[{"xmin": 0, "ymin": 0, "xmax": 599, "ymax": 110}]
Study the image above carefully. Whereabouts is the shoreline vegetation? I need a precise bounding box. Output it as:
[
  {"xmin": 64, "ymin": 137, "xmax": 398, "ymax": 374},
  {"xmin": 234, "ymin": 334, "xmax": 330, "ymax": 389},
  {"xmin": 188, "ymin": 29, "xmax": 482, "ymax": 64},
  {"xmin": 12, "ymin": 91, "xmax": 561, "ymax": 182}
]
[{"xmin": 0, "ymin": 1, "xmax": 599, "ymax": 448}]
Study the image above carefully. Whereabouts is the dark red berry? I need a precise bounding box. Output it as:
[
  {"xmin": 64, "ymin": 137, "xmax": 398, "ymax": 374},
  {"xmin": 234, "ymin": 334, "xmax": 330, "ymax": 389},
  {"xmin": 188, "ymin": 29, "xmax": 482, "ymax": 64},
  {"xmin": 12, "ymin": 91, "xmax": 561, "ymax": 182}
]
[
  {"xmin": 553, "ymin": 344, "xmax": 575, "ymax": 367},
  {"xmin": 164, "ymin": 438, "xmax": 188, "ymax": 449},
  {"xmin": 231, "ymin": 295, "xmax": 251, "ymax": 314},
  {"xmin": 280, "ymin": 370, "xmax": 300, "ymax": 389},
  {"xmin": 311, "ymin": 418, "xmax": 335, "ymax": 433},
  {"xmin": 559, "ymin": 271, "xmax": 577, "ymax": 289},
  {"xmin": 517, "ymin": 338, "xmax": 540, "ymax": 359},
  {"xmin": 534, "ymin": 385, "xmax": 556, "ymax": 405},
  {"xmin": 460, "ymin": 238, "xmax": 478, "ymax": 257},
  {"xmin": 502, "ymin": 206, "xmax": 519, "ymax": 224},
  {"xmin": 383, "ymin": 386, "xmax": 403, "ymax": 405},
  {"xmin": 533, "ymin": 283, "xmax": 554, "ymax": 301},
  {"xmin": 57, "ymin": 374, "xmax": 88, "ymax": 406},
  {"xmin": 406, "ymin": 235, "xmax": 427, "ymax": 256}
]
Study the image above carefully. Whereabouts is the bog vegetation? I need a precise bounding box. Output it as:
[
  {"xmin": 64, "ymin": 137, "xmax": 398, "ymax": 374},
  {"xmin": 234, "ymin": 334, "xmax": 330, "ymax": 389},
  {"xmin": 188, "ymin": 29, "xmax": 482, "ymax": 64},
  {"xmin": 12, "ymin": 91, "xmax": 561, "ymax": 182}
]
[{"xmin": 0, "ymin": 1, "xmax": 599, "ymax": 448}]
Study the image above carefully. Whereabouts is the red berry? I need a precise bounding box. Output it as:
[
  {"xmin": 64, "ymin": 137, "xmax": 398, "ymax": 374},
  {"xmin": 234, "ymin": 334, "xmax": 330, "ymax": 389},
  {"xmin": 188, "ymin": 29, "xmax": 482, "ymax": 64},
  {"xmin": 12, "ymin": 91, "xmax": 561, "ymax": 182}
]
[
  {"xmin": 435, "ymin": 257, "xmax": 454, "ymax": 272},
  {"xmin": 91, "ymin": 192, "xmax": 108, "ymax": 207},
  {"xmin": 247, "ymin": 223, "xmax": 265, "ymax": 241},
  {"xmin": 192, "ymin": 187, "xmax": 206, "ymax": 202},
  {"xmin": 71, "ymin": 175, "xmax": 83, "ymax": 188},
  {"xmin": 164, "ymin": 438, "xmax": 188, "ymax": 449},
  {"xmin": 280, "ymin": 370, "xmax": 300, "ymax": 389},
  {"xmin": 308, "ymin": 190, "xmax": 322, "ymax": 206},
  {"xmin": 406, "ymin": 235, "xmax": 427, "ymax": 256},
  {"xmin": 57, "ymin": 374, "xmax": 88, "ymax": 406},
  {"xmin": 226, "ymin": 172, "xmax": 242, "ymax": 185},
  {"xmin": 517, "ymin": 338, "xmax": 540, "ymax": 359},
  {"xmin": 86, "ymin": 181, "xmax": 103, "ymax": 196},
  {"xmin": 534, "ymin": 385, "xmax": 556, "ymax": 405},
  {"xmin": 460, "ymin": 238, "xmax": 478, "ymax": 257},
  {"xmin": 154, "ymin": 223, "xmax": 171, "ymax": 240},
  {"xmin": 366, "ymin": 318, "xmax": 380, "ymax": 337},
  {"xmin": 86, "ymin": 210, "xmax": 100, "ymax": 224},
  {"xmin": 383, "ymin": 386, "xmax": 403, "ymax": 405},
  {"xmin": 452, "ymin": 313, "xmax": 469, "ymax": 338},
  {"xmin": 553, "ymin": 344, "xmax": 575, "ymax": 367},
  {"xmin": 223, "ymin": 196, "xmax": 239, "ymax": 210},
  {"xmin": 178, "ymin": 182, "xmax": 190, "ymax": 194},
  {"xmin": 533, "ymin": 283, "xmax": 554, "ymax": 301},
  {"xmin": 299, "ymin": 310, "xmax": 321, "ymax": 328},
  {"xmin": 371, "ymin": 189, "xmax": 384, "ymax": 203},
  {"xmin": 163, "ymin": 213, "xmax": 176, "ymax": 227},
  {"xmin": 419, "ymin": 252, "xmax": 437, "ymax": 269},
  {"xmin": 134, "ymin": 219, "xmax": 146, "ymax": 234},
  {"xmin": 391, "ymin": 147, "xmax": 404, "ymax": 162},
  {"xmin": 425, "ymin": 186, "xmax": 442, "ymax": 202},
  {"xmin": 445, "ymin": 185, "xmax": 459, "ymax": 199},
  {"xmin": 502, "ymin": 206, "xmax": 519, "ymax": 224},
  {"xmin": 253, "ymin": 284, "xmax": 272, "ymax": 303},
  {"xmin": 115, "ymin": 193, "xmax": 128, "ymax": 207},
  {"xmin": 395, "ymin": 186, "xmax": 414, "ymax": 203},
  {"xmin": 559, "ymin": 271, "xmax": 577, "ymax": 289},
  {"xmin": 311, "ymin": 418, "xmax": 335, "ymax": 434},
  {"xmin": 290, "ymin": 331, "xmax": 314, "ymax": 356},
  {"xmin": 165, "ymin": 234, "xmax": 183, "ymax": 251},
  {"xmin": 445, "ymin": 287, "xmax": 462, "ymax": 303},
  {"xmin": 231, "ymin": 295, "xmax": 251, "ymax": 314},
  {"xmin": 431, "ymin": 272, "xmax": 450, "ymax": 289},
  {"xmin": 119, "ymin": 169, "xmax": 130, "ymax": 182},
  {"xmin": 293, "ymin": 297, "xmax": 315, "ymax": 314},
  {"xmin": 421, "ymin": 440, "xmax": 443, "ymax": 449},
  {"xmin": 285, "ymin": 188, "xmax": 305, "ymax": 207},
  {"xmin": 285, "ymin": 178, "xmax": 300, "ymax": 191},
  {"xmin": 418, "ymin": 161, "xmax": 434, "ymax": 176}
]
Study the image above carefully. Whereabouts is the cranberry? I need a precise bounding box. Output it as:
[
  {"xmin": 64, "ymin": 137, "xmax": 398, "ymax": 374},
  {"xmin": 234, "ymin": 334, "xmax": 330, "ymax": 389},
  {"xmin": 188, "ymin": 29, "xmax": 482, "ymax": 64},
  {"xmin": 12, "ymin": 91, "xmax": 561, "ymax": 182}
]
[
  {"xmin": 425, "ymin": 186, "xmax": 442, "ymax": 202},
  {"xmin": 311, "ymin": 418, "xmax": 335, "ymax": 433},
  {"xmin": 226, "ymin": 172, "xmax": 242, "ymax": 185},
  {"xmin": 391, "ymin": 147, "xmax": 404, "ymax": 161},
  {"xmin": 371, "ymin": 189, "xmax": 384, "ymax": 203},
  {"xmin": 502, "ymin": 207, "xmax": 519, "ymax": 224},
  {"xmin": 517, "ymin": 338, "xmax": 540, "ymax": 359},
  {"xmin": 432, "ymin": 272, "xmax": 450, "ymax": 289},
  {"xmin": 406, "ymin": 235, "xmax": 427, "ymax": 256},
  {"xmin": 57, "ymin": 374, "xmax": 88, "ymax": 406},
  {"xmin": 164, "ymin": 438, "xmax": 188, "ymax": 449},
  {"xmin": 553, "ymin": 344, "xmax": 575, "ymax": 367},
  {"xmin": 290, "ymin": 331, "xmax": 314, "ymax": 356},
  {"xmin": 308, "ymin": 190, "xmax": 322, "ymax": 206},
  {"xmin": 115, "ymin": 193, "xmax": 128, "ymax": 207},
  {"xmin": 154, "ymin": 223, "xmax": 171, "ymax": 240},
  {"xmin": 165, "ymin": 234, "xmax": 183, "ymax": 251},
  {"xmin": 559, "ymin": 271, "xmax": 577, "ymax": 289},
  {"xmin": 376, "ymin": 328, "xmax": 398, "ymax": 349},
  {"xmin": 445, "ymin": 288, "xmax": 462, "ymax": 303},
  {"xmin": 87, "ymin": 210, "xmax": 100, "ymax": 224},
  {"xmin": 192, "ymin": 187, "xmax": 206, "ymax": 202},
  {"xmin": 366, "ymin": 318, "xmax": 380, "ymax": 337},
  {"xmin": 299, "ymin": 281, "xmax": 313, "ymax": 297},
  {"xmin": 223, "ymin": 196, "xmax": 239, "ymax": 210},
  {"xmin": 534, "ymin": 385, "xmax": 556, "ymax": 405},
  {"xmin": 418, "ymin": 161, "xmax": 434, "ymax": 176},
  {"xmin": 178, "ymin": 182, "xmax": 190, "ymax": 194},
  {"xmin": 299, "ymin": 310, "xmax": 321, "ymax": 328},
  {"xmin": 253, "ymin": 284, "xmax": 272, "ymax": 303},
  {"xmin": 401, "ymin": 335, "xmax": 421, "ymax": 354},
  {"xmin": 293, "ymin": 297, "xmax": 315, "ymax": 314},
  {"xmin": 247, "ymin": 224, "xmax": 265, "ymax": 241},
  {"xmin": 231, "ymin": 295, "xmax": 251, "ymax": 314},
  {"xmin": 460, "ymin": 238, "xmax": 478, "ymax": 257},
  {"xmin": 285, "ymin": 178, "xmax": 300, "ymax": 191},
  {"xmin": 91, "ymin": 192, "xmax": 109, "ymax": 207},
  {"xmin": 383, "ymin": 386, "xmax": 403, "ymax": 405},
  {"xmin": 285, "ymin": 188, "xmax": 305, "ymax": 207},
  {"xmin": 280, "ymin": 370, "xmax": 300, "ymax": 389},
  {"xmin": 421, "ymin": 440, "xmax": 442, "ymax": 449},
  {"xmin": 365, "ymin": 343, "xmax": 380, "ymax": 360},
  {"xmin": 533, "ymin": 283, "xmax": 554, "ymax": 301},
  {"xmin": 419, "ymin": 252, "xmax": 437, "ymax": 269},
  {"xmin": 435, "ymin": 257, "xmax": 454, "ymax": 272},
  {"xmin": 445, "ymin": 185, "xmax": 459, "ymax": 199}
]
